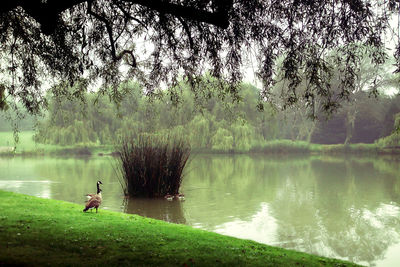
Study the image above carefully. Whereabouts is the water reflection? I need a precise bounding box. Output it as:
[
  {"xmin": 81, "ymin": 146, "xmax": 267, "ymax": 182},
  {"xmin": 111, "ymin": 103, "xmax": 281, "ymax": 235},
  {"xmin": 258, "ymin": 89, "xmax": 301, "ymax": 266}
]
[
  {"xmin": 182, "ymin": 155, "xmax": 400, "ymax": 266},
  {"xmin": 124, "ymin": 197, "xmax": 186, "ymax": 224},
  {"xmin": 1, "ymin": 155, "xmax": 400, "ymax": 266},
  {"xmin": 0, "ymin": 180, "xmax": 52, "ymax": 199},
  {"xmin": 213, "ymin": 202, "xmax": 277, "ymax": 244}
]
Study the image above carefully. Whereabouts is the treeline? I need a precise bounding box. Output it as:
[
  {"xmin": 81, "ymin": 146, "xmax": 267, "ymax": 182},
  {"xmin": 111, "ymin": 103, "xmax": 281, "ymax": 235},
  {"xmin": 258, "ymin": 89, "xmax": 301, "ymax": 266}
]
[{"xmin": 33, "ymin": 80, "xmax": 400, "ymax": 152}]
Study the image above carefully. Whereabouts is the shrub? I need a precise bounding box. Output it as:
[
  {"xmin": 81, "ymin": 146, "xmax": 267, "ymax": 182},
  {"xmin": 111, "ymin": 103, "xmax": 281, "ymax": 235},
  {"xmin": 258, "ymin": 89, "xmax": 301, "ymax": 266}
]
[
  {"xmin": 250, "ymin": 139, "xmax": 310, "ymax": 154},
  {"xmin": 211, "ymin": 128, "xmax": 234, "ymax": 152},
  {"xmin": 116, "ymin": 134, "xmax": 190, "ymax": 197}
]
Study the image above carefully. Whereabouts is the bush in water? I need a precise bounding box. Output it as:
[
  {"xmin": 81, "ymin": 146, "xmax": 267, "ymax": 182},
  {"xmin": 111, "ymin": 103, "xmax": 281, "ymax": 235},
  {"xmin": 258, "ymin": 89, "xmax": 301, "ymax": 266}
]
[{"xmin": 116, "ymin": 134, "xmax": 190, "ymax": 197}]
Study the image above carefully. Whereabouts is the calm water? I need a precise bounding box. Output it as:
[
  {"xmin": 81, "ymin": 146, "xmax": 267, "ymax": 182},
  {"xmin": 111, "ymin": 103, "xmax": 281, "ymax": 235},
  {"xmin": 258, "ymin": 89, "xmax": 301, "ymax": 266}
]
[{"xmin": 1, "ymin": 154, "xmax": 400, "ymax": 266}]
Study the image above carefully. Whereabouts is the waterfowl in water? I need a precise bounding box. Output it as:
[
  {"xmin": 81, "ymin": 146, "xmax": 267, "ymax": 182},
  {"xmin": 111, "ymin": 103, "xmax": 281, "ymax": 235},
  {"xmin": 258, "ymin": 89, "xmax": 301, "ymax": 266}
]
[
  {"xmin": 175, "ymin": 193, "xmax": 185, "ymax": 201},
  {"xmin": 86, "ymin": 180, "xmax": 102, "ymax": 200},
  {"xmin": 164, "ymin": 193, "xmax": 185, "ymax": 201},
  {"xmin": 83, "ymin": 189, "xmax": 102, "ymax": 213},
  {"xmin": 164, "ymin": 194, "xmax": 174, "ymax": 201}
]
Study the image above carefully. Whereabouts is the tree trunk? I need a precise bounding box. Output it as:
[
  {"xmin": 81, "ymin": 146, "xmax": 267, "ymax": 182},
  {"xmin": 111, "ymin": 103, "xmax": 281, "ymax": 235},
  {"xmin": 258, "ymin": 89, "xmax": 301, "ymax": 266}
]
[{"xmin": 344, "ymin": 109, "xmax": 357, "ymax": 145}]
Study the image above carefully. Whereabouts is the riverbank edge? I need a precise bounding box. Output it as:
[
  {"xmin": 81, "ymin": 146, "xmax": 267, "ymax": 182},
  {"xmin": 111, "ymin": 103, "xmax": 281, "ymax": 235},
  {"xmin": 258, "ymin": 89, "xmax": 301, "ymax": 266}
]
[
  {"xmin": 1, "ymin": 141, "xmax": 399, "ymax": 157},
  {"xmin": 0, "ymin": 190, "xmax": 359, "ymax": 266}
]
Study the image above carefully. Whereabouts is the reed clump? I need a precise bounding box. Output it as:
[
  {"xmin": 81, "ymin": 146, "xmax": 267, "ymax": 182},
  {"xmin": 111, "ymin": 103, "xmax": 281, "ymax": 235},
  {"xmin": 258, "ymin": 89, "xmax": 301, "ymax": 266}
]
[{"xmin": 116, "ymin": 134, "xmax": 190, "ymax": 197}]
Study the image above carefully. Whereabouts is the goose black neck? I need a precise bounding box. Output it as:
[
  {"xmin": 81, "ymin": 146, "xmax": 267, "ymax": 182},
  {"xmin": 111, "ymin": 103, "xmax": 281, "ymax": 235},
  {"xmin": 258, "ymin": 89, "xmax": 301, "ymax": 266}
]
[{"xmin": 96, "ymin": 183, "xmax": 101, "ymax": 194}]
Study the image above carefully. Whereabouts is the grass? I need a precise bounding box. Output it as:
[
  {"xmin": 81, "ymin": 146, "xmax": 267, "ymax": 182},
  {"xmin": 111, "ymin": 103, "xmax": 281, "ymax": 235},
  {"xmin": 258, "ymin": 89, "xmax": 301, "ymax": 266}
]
[
  {"xmin": 0, "ymin": 131, "xmax": 69, "ymax": 155},
  {"xmin": 310, "ymin": 143, "xmax": 379, "ymax": 154},
  {"xmin": 250, "ymin": 140, "xmax": 311, "ymax": 154},
  {"xmin": 0, "ymin": 131, "xmax": 45, "ymax": 151},
  {"xmin": 0, "ymin": 190, "xmax": 359, "ymax": 266},
  {"xmin": 0, "ymin": 131, "xmax": 114, "ymax": 156}
]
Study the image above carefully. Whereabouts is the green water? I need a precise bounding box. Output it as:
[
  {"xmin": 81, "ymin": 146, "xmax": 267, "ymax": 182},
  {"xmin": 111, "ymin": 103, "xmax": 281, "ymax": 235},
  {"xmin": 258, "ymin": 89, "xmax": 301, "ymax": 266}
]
[{"xmin": 1, "ymin": 154, "xmax": 400, "ymax": 266}]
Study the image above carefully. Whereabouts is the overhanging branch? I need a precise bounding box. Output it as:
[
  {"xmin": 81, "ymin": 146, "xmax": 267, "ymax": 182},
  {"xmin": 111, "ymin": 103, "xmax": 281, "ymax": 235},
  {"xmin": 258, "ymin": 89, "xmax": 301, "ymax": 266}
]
[
  {"xmin": 1, "ymin": 0, "xmax": 231, "ymax": 35},
  {"xmin": 87, "ymin": 1, "xmax": 136, "ymax": 67},
  {"xmin": 124, "ymin": 0, "xmax": 230, "ymax": 29}
]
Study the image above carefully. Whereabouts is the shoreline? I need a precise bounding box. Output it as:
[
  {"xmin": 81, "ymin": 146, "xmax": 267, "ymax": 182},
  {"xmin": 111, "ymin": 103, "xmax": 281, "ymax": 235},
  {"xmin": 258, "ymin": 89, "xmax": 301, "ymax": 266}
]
[
  {"xmin": 1, "ymin": 142, "xmax": 400, "ymax": 157},
  {"xmin": 0, "ymin": 190, "xmax": 359, "ymax": 266}
]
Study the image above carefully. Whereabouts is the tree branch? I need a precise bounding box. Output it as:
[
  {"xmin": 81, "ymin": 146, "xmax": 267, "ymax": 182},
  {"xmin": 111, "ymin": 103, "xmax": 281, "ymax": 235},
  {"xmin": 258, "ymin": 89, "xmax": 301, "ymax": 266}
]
[
  {"xmin": 87, "ymin": 1, "xmax": 136, "ymax": 67},
  {"xmin": 87, "ymin": 1, "xmax": 117, "ymax": 57},
  {"xmin": 123, "ymin": 0, "xmax": 230, "ymax": 29},
  {"xmin": 177, "ymin": 17, "xmax": 194, "ymax": 51},
  {"xmin": 6, "ymin": 0, "xmax": 86, "ymax": 34},
  {"xmin": 1, "ymin": 0, "xmax": 231, "ymax": 35},
  {"xmin": 116, "ymin": 50, "xmax": 137, "ymax": 67},
  {"xmin": 113, "ymin": 1, "xmax": 148, "ymax": 30}
]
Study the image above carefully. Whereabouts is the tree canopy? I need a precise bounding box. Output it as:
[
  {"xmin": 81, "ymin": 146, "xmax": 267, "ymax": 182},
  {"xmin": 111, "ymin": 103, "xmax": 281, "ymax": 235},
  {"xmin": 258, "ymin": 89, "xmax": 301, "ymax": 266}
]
[{"xmin": 0, "ymin": 0, "xmax": 399, "ymax": 115}]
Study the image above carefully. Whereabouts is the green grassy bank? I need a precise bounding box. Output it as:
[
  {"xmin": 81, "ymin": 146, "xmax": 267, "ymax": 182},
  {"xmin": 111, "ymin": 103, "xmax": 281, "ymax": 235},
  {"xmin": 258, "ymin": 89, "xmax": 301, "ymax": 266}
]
[
  {"xmin": 0, "ymin": 131, "xmax": 114, "ymax": 156},
  {"xmin": 0, "ymin": 190, "xmax": 358, "ymax": 266}
]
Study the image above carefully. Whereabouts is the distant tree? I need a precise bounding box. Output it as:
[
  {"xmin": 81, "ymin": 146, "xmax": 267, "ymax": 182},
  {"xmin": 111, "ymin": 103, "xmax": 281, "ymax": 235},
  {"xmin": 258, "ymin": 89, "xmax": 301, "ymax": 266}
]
[
  {"xmin": 376, "ymin": 112, "xmax": 400, "ymax": 147},
  {"xmin": 189, "ymin": 115, "xmax": 211, "ymax": 148},
  {"xmin": 35, "ymin": 78, "xmax": 399, "ymax": 147},
  {"xmin": 311, "ymin": 91, "xmax": 388, "ymax": 144},
  {"xmin": 230, "ymin": 119, "xmax": 256, "ymax": 152},
  {"xmin": 211, "ymin": 128, "xmax": 234, "ymax": 152},
  {"xmin": 351, "ymin": 93, "xmax": 386, "ymax": 143},
  {"xmin": 381, "ymin": 95, "xmax": 400, "ymax": 137},
  {"xmin": 0, "ymin": 0, "xmax": 399, "ymax": 116},
  {"xmin": 311, "ymin": 115, "xmax": 347, "ymax": 144}
]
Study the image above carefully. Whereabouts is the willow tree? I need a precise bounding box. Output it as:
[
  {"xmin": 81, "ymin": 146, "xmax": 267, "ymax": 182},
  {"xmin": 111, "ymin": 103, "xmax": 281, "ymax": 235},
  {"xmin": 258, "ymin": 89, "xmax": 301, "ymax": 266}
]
[{"xmin": 0, "ymin": 0, "xmax": 399, "ymax": 116}]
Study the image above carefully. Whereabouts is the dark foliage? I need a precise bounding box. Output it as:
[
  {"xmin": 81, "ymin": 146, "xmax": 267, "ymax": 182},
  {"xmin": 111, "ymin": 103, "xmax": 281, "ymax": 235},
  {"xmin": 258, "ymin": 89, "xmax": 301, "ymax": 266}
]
[
  {"xmin": 116, "ymin": 134, "xmax": 190, "ymax": 197},
  {"xmin": 0, "ymin": 0, "xmax": 399, "ymax": 116}
]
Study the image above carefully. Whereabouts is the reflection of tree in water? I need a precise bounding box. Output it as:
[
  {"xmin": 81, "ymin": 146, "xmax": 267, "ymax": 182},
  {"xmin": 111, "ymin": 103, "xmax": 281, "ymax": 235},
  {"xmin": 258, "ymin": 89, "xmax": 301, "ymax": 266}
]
[
  {"xmin": 33, "ymin": 157, "xmax": 116, "ymax": 203},
  {"xmin": 123, "ymin": 197, "xmax": 186, "ymax": 224},
  {"xmin": 330, "ymin": 204, "xmax": 400, "ymax": 264},
  {"xmin": 270, "ymin": 157, "xmax": 400, "ymax": 265}
]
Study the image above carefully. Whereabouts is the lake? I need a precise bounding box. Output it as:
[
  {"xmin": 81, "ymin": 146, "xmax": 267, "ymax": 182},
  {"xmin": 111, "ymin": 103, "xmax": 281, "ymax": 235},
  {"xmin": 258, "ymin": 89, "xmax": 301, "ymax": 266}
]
[{"xmin": 1, "ymin": 154, "xmax": 400, "ymax": 266}]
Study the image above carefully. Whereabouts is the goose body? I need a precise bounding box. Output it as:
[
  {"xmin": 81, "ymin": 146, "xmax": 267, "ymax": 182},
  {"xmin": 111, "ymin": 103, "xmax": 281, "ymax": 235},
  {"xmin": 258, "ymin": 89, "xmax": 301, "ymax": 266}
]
[
  {"xmin": 164, "ymin": 194, "xmax": 174, "ymax": 201},
  {"xmin": 164, "ymin": 193, "xmax": 185, "ymax": 201},
  {"xmin": 85, "ymin": 180, "xmax": 102, "ymax": 200},
  {"xmin": 83, "ymin": 181, "xmax": 103, "ymax": 213},
  {"xmin": 83, "ymin": 190, "xmax": 102, "ymax": 212},
  {"xmin": 175, "ymin": 193, "xmax": 185, "ymax": 201}
]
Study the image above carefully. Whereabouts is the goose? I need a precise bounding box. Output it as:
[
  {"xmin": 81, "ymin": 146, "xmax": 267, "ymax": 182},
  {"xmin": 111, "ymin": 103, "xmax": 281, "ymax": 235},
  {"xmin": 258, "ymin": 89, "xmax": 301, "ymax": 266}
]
[
  {"xmin": 83, "ymin": 188, "xmax": 102, "ymax": 213},
  {"xmin": 86, "ymin": 180, "xmax": 102, "ymax": 201},
  {"xmin": 175, "ymin": 193, "xmax": 185, "ymax": 201},
  {"xmin": 164, "ymin": 194, "xmax": 174, "ymax": 201},
  {"xmin": 164, "ymin": 193, "xmax": 185, "ymax": 201}
]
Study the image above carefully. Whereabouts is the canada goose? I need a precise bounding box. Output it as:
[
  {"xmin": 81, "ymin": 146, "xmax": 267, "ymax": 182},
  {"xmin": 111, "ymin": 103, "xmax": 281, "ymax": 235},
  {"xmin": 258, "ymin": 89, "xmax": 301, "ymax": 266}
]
[
  {"xmin": 164, "ymin": 193, "xmax": 185, "ymax": 201},
  {"xmin": 83, "ymin": 188, "xmax": 102, "ymax": 213},
  {"xmin": 86, "ymin": 180, "xmax": 102, "ymax": 200},
  {"xmin": 164, "ymin": 194, "xmax": 174, "ymax": 201},
  {"xmin": 175, "ymin": 193, "xmax": 185, "ymax": 201}
]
